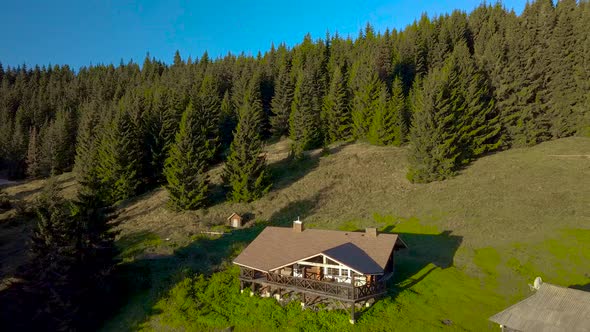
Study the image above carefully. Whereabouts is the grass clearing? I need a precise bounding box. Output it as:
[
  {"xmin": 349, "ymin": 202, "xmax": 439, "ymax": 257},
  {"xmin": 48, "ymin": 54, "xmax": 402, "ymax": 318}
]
[{"xmin": 1, "ymin": 137, "xmax": 589, "ymax": 330}]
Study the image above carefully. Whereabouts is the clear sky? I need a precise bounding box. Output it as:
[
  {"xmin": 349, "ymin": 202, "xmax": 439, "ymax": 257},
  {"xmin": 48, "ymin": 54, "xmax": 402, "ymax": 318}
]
[{"xmin": 0, "ymin": 0, "xmax": 527, "ymax": 69}]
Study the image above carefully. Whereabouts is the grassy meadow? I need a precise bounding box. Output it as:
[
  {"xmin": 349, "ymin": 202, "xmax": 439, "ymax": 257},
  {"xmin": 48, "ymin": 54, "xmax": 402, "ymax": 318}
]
[{"xmin": 1, "ymin": 137, "xmax": 589, "ymax": 331}]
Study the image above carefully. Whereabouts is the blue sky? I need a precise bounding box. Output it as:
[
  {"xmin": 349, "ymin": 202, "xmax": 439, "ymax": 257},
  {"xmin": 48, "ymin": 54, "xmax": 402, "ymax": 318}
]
[{"xmin": 0, "ymin": 0, "xmax": 527, "ymax": 69}]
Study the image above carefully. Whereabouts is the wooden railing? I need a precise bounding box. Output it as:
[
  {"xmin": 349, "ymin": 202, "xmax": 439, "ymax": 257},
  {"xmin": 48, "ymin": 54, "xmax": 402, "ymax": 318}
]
[
  {"xmin": 265, "ymin": 272, "xmax": 386, "ymax": 301},
  {"xmin": 239, "ymin": 266, "xmax": 387, "ymax": 300}
]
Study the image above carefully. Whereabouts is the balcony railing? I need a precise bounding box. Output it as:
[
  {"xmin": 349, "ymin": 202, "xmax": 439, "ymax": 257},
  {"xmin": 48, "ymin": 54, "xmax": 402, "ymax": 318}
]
[{"xmin": 239, "ymin": 266, "xmax": 386, "ymax": 301}]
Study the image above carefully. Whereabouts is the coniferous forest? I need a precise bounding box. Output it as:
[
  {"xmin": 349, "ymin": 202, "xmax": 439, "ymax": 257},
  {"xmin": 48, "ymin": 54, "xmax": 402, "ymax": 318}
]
[
  {"xmin": 1, "ymin": 0, "xmax": 589, "ymax": 188},
  {"xmin": 0, "ymin": 0, "xmax": 589, "ymax": 330}
]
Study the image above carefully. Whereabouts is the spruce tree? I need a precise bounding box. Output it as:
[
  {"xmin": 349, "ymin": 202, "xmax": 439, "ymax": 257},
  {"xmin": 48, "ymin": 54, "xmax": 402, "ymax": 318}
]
[
  {"xmin": 96, "ymin": 107, "xmax": 141, "ymax": 204},
  {"xmin": 26, "ymin": 126, "xmax": 42, "ymax": 178},
  {"xmin": 453, "ymin": 44, "xmax": 503, "ymax": 161},
  {"xmin": 41, "ymin": 109, "xmax": 75, "ymax": 175},
  {"xmin": 219, "ymin": 91, "xmax": 237, "ymax": 153},
  {"xmin": 547, "ymin": 0, "xmax": 579, "ymax": 137},
  {"xmin": 164, "ymin": 101, "xmax": 210, "ymax": 210},
  {"xmin": 407, "ymin": 62, "xmax": 461, "ymax": 183},
  {"xmin": 74, "ymin": 103, "xmax": 104, "ymax": 202},
  {"xmin": 196, "ymin": 74, "xmax": 221, "ymax": 159},
  {"xmin": 144, "ymin": 88, "xmax": 178, "ymax": 183},
  {"xmin": 350, "ymin": 70, "xmax": 384, "ymax": 140},
  {"xmin": 25, "ymin": 178, "xmax": 118, "ymax": 330},
  {"xmin": 289, "ymin": 68, "xmax": 322, "ymax": 158},
  {"xmin": 270, "ymin": 63, "xmax": 294, "ymax": 137},
  {"xmin": 27, "ymin": 179, "xmax": 78, "ymax": 330},
  {"xmin": 322, "ymin": 65, "xmax": 351, "ymax": 143},
  {"xmin": 223, "ymin": 81, "xmax": 270, "ymax": 202},
  {"xmin": 367, "ymin": 77, "xmax": 406, "ymax": 146}
]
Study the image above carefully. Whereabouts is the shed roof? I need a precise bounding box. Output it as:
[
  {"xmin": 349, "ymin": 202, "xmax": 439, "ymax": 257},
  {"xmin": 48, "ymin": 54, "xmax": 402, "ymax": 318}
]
[
  {"xmin": 233, "ymin": 226, "xmax": 406, "ymax": 274},
  {"xmin": 489, "ymin": 282, "xmax": 590, "ymax": 332},
  {"xmin": 227, "ymin": 212, "xmax": 241, "ymax": 221}
]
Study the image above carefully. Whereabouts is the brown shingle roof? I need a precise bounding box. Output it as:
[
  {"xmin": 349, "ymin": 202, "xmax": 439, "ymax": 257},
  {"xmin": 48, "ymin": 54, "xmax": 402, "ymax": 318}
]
[
  {"xmin": 233, "ymin": 226, "xmax": 406, "ymax": 274},
  {"xmin": 489, "ymin": 282, "xmax": 590, "ymax": 332}
]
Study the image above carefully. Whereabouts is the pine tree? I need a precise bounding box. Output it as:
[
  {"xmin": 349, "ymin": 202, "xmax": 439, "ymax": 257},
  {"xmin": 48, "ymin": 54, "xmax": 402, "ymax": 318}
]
[
  {"xmin": 350, "ymin": 69, "xmax": 384, "ymax": 140},
  {"xmin": 96, "ymin": 107, "xmax": 141, "ymax": 204},
  {"xmin": 144, "ymin": 88, "xmax": 178, "ymax": 183},
  {"xmin": 74, "ymin": 103, "xmax": 104, "ymax": 202},
  {"xmin": 407, "ymin": 62, "xmax": 461, "ymax": 183},
  {"xmin": 41, "ymin": 109, "xmax": 75, "ymax": 175},
  {"xmin": 322, "ymin": 65, "xmax": 351, "ymax": 143},
  {"xmin": 219, "ymin": 91, "xmax": 237, "ymax": 153},
  {"xmin": 270, "ymin": 63, "xmax": 294, "ymax": 137},
  {"xmin": 196, "ymin": 74, "xmax": 221, "ymax": 159},
  {"xmin": 27, "ymin": 179, "xmax": 78, "ymax": 330},
  {"xmin": 290, "ymin": 68, "xmax": 322, "ymax": 158},
  {"xmin": 367, "ymin": 77, "xmax": 406, "ymax": 145},
  {"xmin": 223, "ymin": 81, "xmax": 270, "ymax": 202},
  {"xmin": 164, "ymin": 101, "xmax": 210, "ymax": 210},
  {"xmin": 547, "ymin": 0, "xmax": 579, "ymax": 137},
  {"xmin": 25, "ymin": 177, "xmax": 118, "ymax": 330},
  {"xmin": 453, "ymin": 44, "xmax": 503, "ymax": 161},
  {"xmin": 26, "ymin": 126, "xmax": 42, "ymax": 178}
]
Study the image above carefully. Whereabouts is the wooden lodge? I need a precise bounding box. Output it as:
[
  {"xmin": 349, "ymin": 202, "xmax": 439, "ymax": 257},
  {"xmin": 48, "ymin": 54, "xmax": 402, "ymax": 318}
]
[{"xmin": 232, "ymin": 219, "xmax": 407, "ymax": 323}]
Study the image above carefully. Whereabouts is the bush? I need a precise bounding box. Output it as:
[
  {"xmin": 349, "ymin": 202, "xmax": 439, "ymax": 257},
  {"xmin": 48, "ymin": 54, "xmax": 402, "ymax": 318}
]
[
  {"xmin": 155, "ymin": 266, "xmax": 352, "ymax": 331},
  {"xmin": 0, "ymin": 190, "xmax": 10, "ymax": 211}
]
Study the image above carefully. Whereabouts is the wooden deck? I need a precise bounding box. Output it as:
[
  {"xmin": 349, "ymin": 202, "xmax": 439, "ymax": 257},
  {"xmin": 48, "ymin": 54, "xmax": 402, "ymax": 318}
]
[{"xmin": 239, "ymin": 267, "xmax": 387, "ymax": 302}]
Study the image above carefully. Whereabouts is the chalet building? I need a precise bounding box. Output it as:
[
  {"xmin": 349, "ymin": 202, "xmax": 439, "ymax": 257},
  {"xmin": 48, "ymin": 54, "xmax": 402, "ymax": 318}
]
[
  {"xmin": 489, "ymin": 277, "xmax": 590, "ymax": 332},
  {"xmin": 233, "ymin": 219, "xmax": 407, "ymax": 323}
]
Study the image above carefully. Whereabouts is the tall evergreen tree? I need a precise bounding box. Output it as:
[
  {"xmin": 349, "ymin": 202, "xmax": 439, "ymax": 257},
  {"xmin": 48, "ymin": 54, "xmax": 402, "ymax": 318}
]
[
  {"xmin": 96, "ymin": 107, "xmax": 141, "ymax": 204},
  {"xmin": 196, "ymin": 73, "xmax": 221, "ymax": 159},
  {"xmin": 24, "ymin": 177, "xmax": 118, "ymax": 330},
  {"xmin": 144, "ymin": 87, "xmax": 178, "ymax": 183},
  {"xmin": 547, "ymin": 0, "xmax": 580, "ymax": 137},
  {"xmin": 350, "ymin": 68, "xmax": 384, "ymax": 139},
  {"xmin": 367, "ymin": 77, "xmax": 406, "ymax": 146},
  {"xmin": 41, "ymin": 109, "xmax": 76, "ymax": 175},
  {"xmin": 270, "ymin": 64, "xmax": 294, "ymax": 137},
  {"xmin": 290, "ymin": 68, "xmax": 322, "ymax": 158},
  {"xmin": 26, "ymin": 126, "xmax": 42, "ymax": 178},
  {"xmin": 219, "ymin": 91, "xmax": 237, "ymax": 153},
  {"xmin": 223, "ymin": 80, "xmax": 271, "ymax": 202},
  {"xmin": 407, "ymin": 61, "xmax": 461, "ymax": 183},
  {"xmin": 164, "ymin": 101, "xmax": 210, "ymax": 210},
  {"xmin": 453, "ymin": 43, "xmax": 503, "ymax": 162},
  {"xmin": 74, "ymin": 102, "xmax": 104, "ymax": 201},
  {"xmin": 322, "ymin": 65, "xmax": 351, "ymax": 143}
]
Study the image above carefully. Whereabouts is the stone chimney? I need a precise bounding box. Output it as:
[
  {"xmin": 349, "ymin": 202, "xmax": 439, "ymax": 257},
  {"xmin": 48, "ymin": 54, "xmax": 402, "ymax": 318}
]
[
  {"xmin": 365, "ymin": 227, "xmax": 378, "ymax": 237},
  {"xmin": 293, "ymin": 217, "xmax": 304, "ymax": 233}
]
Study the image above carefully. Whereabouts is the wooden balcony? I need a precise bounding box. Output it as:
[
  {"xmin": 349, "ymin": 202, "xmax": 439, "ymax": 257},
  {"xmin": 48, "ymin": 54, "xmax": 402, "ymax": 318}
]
[{"xmin": 239, "ymin": 267, "xmax": 387, "ymax": 302}]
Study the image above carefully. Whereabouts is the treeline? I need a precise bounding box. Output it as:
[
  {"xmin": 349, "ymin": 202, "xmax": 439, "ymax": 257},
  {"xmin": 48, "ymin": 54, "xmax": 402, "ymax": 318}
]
[
  {"xmin": 0, "ymin": 0, "xmax": 588, "ymax": 197},
  {"xmin": 0, "ymin": 180, "xmax": 119, "ymax": 331}
]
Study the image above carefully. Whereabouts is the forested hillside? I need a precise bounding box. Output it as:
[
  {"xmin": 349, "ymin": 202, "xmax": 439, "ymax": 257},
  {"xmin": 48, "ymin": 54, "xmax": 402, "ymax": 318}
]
[
  {"xmin": 1, "ymin": 1, "xmax": 589, "ymax": 330},
  {"xmin": 1, "ymin": 0, "xmax": 588, "ymax": 189}
]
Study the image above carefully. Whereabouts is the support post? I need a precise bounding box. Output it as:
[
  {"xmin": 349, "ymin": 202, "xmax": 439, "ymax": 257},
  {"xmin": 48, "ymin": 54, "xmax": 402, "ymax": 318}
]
[{"xmin": 349, "ymin": 302, "xmax": 356, "ymax": 324}]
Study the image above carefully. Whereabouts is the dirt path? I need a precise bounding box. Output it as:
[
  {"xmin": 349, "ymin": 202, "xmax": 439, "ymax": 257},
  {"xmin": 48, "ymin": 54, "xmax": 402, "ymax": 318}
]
[{"xmin": 0, "ymin": 179, "xmax": 16, "ymax": 186}]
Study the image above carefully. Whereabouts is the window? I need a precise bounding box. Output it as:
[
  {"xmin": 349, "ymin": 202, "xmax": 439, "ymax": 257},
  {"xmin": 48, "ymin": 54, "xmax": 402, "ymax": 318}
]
[{"xmin": 326, "ymin": 267, "xmax": 340, "ymax": 276}]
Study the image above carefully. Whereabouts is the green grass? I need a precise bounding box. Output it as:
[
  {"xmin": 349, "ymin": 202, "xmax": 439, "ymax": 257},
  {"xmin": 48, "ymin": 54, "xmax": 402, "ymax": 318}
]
[
  {"xmin": 2, "ymin": 137, "xmax": 589, "ymax": 331},
  {"xmin": 134, "ymin": 215, "xmax": 589, "ymax": 331}
]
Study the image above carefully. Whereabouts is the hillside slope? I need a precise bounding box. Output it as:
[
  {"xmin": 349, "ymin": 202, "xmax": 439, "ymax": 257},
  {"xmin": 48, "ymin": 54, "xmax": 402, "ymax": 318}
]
[{"xmin": 2, "ymin": 137, "xmax": 589, "ymax": 330}]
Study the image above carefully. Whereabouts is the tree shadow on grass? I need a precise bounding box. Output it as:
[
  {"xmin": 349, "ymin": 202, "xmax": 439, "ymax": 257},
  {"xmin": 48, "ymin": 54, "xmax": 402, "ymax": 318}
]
[
  {"xmin": 569, "ymin": 283, "xmax": 590, "ymax": 292},
  {"xmin": 269, "ymin": 143, "xmax": 351, "ymax": 192},
  {"xmin": 385, "ymin": 230, "xmax": 462, "ymax": 296}
]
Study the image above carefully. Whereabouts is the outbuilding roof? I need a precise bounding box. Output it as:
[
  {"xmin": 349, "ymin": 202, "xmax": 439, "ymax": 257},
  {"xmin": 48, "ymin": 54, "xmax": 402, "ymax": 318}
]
[
  {"xmin": 233, "ymin": 226, "xmax": 406, "ymax": 274},
  {"xmin": 489, "ymin": 282, "xmax": 590, "ymax": 332}
]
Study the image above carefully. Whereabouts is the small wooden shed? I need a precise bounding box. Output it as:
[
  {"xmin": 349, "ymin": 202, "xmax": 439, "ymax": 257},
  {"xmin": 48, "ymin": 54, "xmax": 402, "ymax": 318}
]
[{"xmin": 227, "ymin": 212, "xmax": 243, "ymax": 228}]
